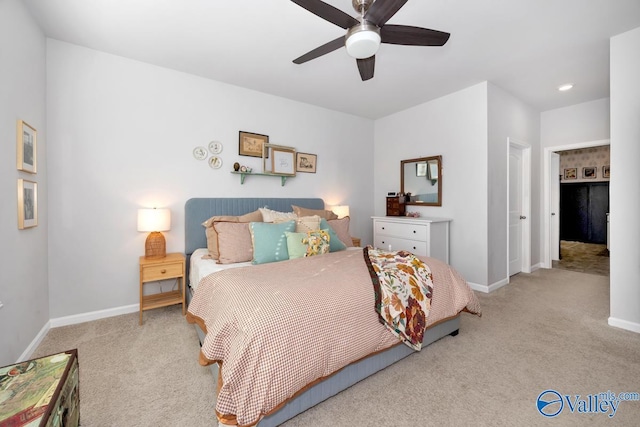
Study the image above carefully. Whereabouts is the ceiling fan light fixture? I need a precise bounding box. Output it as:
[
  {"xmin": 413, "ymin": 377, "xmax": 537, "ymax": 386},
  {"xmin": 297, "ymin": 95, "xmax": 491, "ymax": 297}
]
[{"xmin": 345, "ymin": 23, "xmax": 381, "ymax": 59}]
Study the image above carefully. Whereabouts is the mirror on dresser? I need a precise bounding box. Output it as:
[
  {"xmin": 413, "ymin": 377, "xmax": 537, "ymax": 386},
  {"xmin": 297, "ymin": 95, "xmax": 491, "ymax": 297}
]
[{"xmin": 400, "ymin": 156, "xmax": 442, "ymax": 206}]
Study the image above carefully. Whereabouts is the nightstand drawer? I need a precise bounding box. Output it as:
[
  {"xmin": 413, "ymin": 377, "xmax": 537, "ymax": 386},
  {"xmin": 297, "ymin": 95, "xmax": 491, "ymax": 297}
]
[{"xmin": 142, "ymin": 262, "xmax": 183, "ymax": 282}]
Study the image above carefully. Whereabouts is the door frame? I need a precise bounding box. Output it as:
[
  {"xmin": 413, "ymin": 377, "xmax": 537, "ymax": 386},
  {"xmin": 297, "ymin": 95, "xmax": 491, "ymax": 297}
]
[
  {"xmin": 507, "ymin": 138, "xmax": 531, "ymax": 275},
  {"xmin": 542, "ymin": 139, "xmax": 610, "ymax": 268}
]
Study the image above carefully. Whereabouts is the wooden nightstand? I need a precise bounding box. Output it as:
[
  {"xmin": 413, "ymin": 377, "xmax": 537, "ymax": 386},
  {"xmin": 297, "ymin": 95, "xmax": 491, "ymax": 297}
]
[
  {"xmin": 139, "ymin": 253, "xmax": 185, "ymax": 325},
  {"xmin": 351, "ymin": 237, "xmax": 361, "ymax": 247}
]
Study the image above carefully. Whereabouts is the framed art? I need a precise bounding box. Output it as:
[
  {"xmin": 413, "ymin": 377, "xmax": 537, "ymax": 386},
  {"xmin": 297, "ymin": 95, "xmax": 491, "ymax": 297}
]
[
  {"xmin": 583, "ymin": 166, "xmax": 596, "ymax": 179},
  {"xmin": 563, "ymin": 168, "xmax": 577, "ymax": 180},
  {"xmin": 17, "ymin": 120, "xmax": 37, "ymax": 173},
  {"xmin": 603, "ymin": 165, "xmax": 610, "ymax": 178},
  {"xmin": 416, "ymin": 162, "xmax": 427, "ymax": 177},
  {"xmin": 17, "ymin": 179, "xmax": 38, "ymax": 229},
  {"xmin": 296, "ymin": 152, "xmax": 317, "ymax": 173},
  {"xmin": 262, "ymin": 144, "xmax": 295, "ymax": 175},
  {"xmin": 239, "ymin": 131, "xmax": 269, "ymax": 158}
]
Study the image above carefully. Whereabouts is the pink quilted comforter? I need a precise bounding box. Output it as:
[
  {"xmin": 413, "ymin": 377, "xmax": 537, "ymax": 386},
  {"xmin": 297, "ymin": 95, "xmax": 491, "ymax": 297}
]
[{"xmin": 187, "ymin": 249, "xmax": 480, "ymax": 427}]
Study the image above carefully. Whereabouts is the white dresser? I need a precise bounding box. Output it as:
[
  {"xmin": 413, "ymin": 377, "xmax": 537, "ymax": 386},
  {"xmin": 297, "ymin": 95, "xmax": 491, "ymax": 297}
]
[{"xmin": 371, "ymin": 216, "xmax": 452, "ymax": 263}]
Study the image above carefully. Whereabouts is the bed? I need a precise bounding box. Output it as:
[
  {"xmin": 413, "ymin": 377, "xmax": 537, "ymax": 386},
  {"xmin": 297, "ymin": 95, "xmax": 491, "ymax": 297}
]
[{"xmin": 184, "ymin": 197, "xmax": 480, "ymax": 427}]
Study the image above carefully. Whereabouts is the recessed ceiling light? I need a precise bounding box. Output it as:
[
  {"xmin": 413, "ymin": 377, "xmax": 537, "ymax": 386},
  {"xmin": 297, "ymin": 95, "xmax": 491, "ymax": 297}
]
[{"xmin": 558, "ymin": 83, "xmax": 574, "ymax": 92}]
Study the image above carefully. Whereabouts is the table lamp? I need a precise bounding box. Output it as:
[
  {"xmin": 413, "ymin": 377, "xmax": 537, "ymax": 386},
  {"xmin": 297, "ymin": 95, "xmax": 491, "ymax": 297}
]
[
  {"xmin": 137, "ymin": 208, "xmax": 171, "ymax": 259},
  {"xmin": 332, "ymin": 205, "xmax": 350, "ymax": 219}
]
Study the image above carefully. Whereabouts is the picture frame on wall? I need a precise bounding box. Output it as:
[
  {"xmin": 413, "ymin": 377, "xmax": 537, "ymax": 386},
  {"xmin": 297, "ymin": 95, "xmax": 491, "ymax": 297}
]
[
  {"xmin": 17, "ymin": 179, "xmax": 38, "ymax": 229},
  {"xmin": 563, "ymin": 168, "xmax": 577, "ymax": 180},
  {"xmin": 296, "ymin": 152, "xmax": 317, "ymax": 173},
  {"xmin": 271, "ymin": 146, "xmax": 296, "ymax": 176},
  {"xmin": 603, "ymin": 165, "xmax": 610, "ymax": 178},
  {"xmin": 583, "ymin": 166, "xmax": 597, "ymax": 179},
  {"xmin": 239, "ymin": 131, "xmax": 269, "ymax": 158},
  {"xmin": 17, "ymin": 120, "xmax": 37, "ymax": 173}
]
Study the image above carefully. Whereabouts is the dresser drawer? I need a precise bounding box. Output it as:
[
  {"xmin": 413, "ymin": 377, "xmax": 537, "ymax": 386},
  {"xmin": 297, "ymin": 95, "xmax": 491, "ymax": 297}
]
[
  {"xmin": 374, "ymin": 221, "xmax": 428, "ymax": 241},
  {"xmin": 142, "ymin": 262, "xmax": 183, "ymax": 282},
  {"xmin": 374, "ymin": 235, "xmax": 428, "ymax": 256}
]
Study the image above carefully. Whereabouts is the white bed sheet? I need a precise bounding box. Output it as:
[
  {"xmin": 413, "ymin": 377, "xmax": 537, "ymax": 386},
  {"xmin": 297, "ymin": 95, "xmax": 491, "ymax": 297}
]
[
  {"xmin": 189, "ymin": 247, "xmax": 363, "ymax": 291},
  {"xmin": 189, "ymin": 248, "xmax": 251, "ymax": 291}
]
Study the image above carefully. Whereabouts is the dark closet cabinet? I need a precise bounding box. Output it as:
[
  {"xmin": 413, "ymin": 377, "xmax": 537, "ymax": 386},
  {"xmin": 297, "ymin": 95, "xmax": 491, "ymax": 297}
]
[{"xmin": 560, "ymin": 182, "xmax": 609, "ymax": 244}]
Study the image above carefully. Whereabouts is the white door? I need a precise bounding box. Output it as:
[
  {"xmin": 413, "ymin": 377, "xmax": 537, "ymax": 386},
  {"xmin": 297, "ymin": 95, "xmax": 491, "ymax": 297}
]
[
  {"xmin": 509, "ymin": 148, "xmax": 523, "ymax": 275},
  {"xmin": 550, "ymin": 153, "xmax": 560, "ymax": 260}
]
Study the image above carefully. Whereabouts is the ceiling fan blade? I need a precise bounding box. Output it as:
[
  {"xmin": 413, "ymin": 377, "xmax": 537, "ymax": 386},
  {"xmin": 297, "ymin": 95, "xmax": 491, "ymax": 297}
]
[
  {"xmin": 291, "ymin": 0, "xmax": 359, "ymax": 29},
  {"xmin": 381, "ymin": 25, "xmax": 450, "ymax": 46},
  {"xmin": 364, "ymin": 0, "xmax": 408, "ymax": 27},
  {"xmin": 293, "ymin": 36, "xmax": 345, "ymax": 64},
  {"xmin": 357, "ymin": 56, "xmax": 375, "ymax": 81}
]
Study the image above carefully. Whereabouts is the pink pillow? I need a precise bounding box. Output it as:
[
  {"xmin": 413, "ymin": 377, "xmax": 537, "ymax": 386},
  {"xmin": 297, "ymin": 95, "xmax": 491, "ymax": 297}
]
[
  {"xmin": 327, "ymin": 217, "xmax": 354, "ymax": 247},
  {"xmin": 213, "ymin": 222, "xmax": 253, "ymax": 264}
]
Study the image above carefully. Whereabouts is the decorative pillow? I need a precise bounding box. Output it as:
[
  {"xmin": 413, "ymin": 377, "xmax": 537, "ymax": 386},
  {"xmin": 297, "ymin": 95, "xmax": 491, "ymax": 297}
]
[
  {"xmin": 213, "ymin": 222, "xmax": 253, "ymax": 264},
  {"xmin": 285, "ymin": 229, "xmax": 331, "ymax": 259},
  {"xmin": 295, "ymin": 215, "xmax": 321, "ymax": 233},
  {"xmin": 259, "ymin": 207, "xmax": 297, "ymax": 223},
  {"xmin": 319, "ymin": 218, "xmax": 347, "ymax": 252},
  {"xmin": 292, "ymin": 205, "xmax": 338, "ymax": 220},
  {"xmin": 250, "ymin": 220, "xmax": 296, "ymax": 264},
  {"xmin": 202, "ymin": 209, "xmax": 262, "ymax": 259},
  {"xmin": 327, "ymin": 216, "xmax": 354, "ymax": 248},
  {"xmin": 303, "ymin": 230, "xmax": 331, "ymax": 257}
]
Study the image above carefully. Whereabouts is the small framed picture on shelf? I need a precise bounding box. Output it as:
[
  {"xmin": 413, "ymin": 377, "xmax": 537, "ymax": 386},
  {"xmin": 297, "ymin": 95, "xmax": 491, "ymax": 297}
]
[
  {"xmin": 296, "ymin": 152, "xmax": 317, "ymax": 173},
  {"xmin": 271, "ymin": 146, "xmax": 296, "ymax": 176},
  {"xmin": 583, "ymin": 166, "xmax": 596, "ymax": 179},
  {"xmin": 239, "ymin": 131, "xmax": 269, "ymax": 158},
  {"xmin": 563, "ymin": 168, "xmax": 577, "ymax": 180},
  {"xmin": 17, "ymin": 120, "xmax": 37, "ymax": 173},
  {"xmin": 603, "ymin": 165, "xmax": 610, "ymax": 178},
  {"xmin": 18, "ymin": 179, "xmax": 38, "ymax": 229}
]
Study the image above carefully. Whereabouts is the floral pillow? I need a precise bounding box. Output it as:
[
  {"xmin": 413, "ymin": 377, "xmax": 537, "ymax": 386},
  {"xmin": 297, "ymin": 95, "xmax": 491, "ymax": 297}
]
[{"xmin": 285, "ymin": 229, "xmax": 331, "ymax": 259}]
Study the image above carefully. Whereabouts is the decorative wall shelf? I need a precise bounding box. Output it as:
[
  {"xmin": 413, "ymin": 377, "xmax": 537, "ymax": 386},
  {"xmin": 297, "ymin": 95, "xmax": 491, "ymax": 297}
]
[{"xmin": 231, "ymin": 171, "xmax": 293, "ymax": 186}]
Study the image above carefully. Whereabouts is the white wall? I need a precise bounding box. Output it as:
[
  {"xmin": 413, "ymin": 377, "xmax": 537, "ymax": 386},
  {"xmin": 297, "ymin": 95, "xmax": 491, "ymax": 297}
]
[
  {"xmin": 0, "ymin": 0, "xmax": 48, "ymax": 365},
  {"xmin": 487, "ymin": 83, "xmax": 540, "ymax": 283},
  {"xmin": 609, "ymin": 27, "xmax": 640, "ymax": 332},
  {"xmin": 541, "ymin": 98, "xmax": 610, "ymax": 148},
  {"xmin": 46, "ymin": 40, "xmax": 374, "ymax": 318},
  {"xmin": 374, "ymin": 83, "xmax": 488, "ymax": 286}
]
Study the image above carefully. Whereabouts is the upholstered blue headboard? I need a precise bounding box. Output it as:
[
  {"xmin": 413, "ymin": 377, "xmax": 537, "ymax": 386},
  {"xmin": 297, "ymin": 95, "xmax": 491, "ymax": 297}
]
[{"xmin": 184, "ymin": 197, "xmax": 325, "ymax": 258}]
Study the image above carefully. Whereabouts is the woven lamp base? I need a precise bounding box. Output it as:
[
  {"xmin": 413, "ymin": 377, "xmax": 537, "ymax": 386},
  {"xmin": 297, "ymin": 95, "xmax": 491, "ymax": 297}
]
[{"xmin": 145, "ymin": 231, "xmax": 166, "ymax": 259}]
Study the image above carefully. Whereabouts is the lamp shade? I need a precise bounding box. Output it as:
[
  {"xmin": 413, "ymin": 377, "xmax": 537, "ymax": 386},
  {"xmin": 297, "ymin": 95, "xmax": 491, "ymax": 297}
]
[
  {"xmin": 332, "ymin": 205, "xmax": 350, "ymax": 219},
  {"xmin": 345, "ymin": 23, "xmax": 381, "ymax": 59},
  {"xmin": 137, "ymin": 208, "xmax": 171, "ymax": 232}
]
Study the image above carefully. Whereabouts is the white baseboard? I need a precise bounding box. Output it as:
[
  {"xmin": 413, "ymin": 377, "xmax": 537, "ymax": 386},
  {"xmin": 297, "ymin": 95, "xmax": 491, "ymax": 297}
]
[
  {"xmin": 608, "ymin": 317, "xmax": 640, "ymax": 334},
  {"xmin": 49, "ymin": 304, "xmax": 139, "ymax": 328},
  {"xmin": 18, "ymin": 320, "xmax": 51, "ymax": 362},
  {"xmin": 467, "ymin": 277, "xmax": 509, "ymax": 293}
]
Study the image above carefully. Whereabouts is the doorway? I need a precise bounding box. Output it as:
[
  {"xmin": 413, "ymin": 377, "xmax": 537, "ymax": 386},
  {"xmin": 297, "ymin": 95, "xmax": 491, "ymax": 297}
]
[{"xmin": 543, "ymin": 139, "xmax": 611, "ymax": 270}]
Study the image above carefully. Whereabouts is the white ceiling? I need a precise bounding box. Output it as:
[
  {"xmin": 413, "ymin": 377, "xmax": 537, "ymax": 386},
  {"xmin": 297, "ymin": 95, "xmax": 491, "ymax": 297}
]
[{"xmin": 24, "ymin": 0, "xmax": 640, "ymax": 119}]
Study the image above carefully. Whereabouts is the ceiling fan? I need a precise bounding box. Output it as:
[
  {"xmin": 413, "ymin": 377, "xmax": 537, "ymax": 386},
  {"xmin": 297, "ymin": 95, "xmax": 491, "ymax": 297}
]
[{"xmin": 291, "ymin": 0, "xmax": 450, "ymax": 81}]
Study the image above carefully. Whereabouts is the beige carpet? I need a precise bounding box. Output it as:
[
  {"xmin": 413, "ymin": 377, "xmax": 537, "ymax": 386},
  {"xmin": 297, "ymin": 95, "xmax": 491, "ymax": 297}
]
[{"xmin": 33, "ymin": 268, "xmax": 640, "ymax": 426}]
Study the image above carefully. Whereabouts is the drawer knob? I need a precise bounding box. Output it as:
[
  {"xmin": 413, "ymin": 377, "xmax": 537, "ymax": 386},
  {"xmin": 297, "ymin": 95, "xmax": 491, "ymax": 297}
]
[
  {"xmin": 381, "ymin": 226, "xmax": 385, "ymax": 230},
  {"xmin": 381, "ymin": 241, "xmax": 385, "ymax": 244},
  {"xmin": 413, "ymin": 246, "xmax": 417, "ymax": 250},
  {"xmin": 161, "ymin": 269, "xmax": 167, "ymax": 274},
  {"xmin": 413, "ymin": 230, "xmax": 416, "ymax": 233}
]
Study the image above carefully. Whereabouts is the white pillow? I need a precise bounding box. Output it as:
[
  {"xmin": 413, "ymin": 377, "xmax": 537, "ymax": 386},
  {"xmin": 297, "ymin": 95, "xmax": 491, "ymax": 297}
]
[{"xmin": 259, "ymin": 207, "xmax": 297, "ymax": 223}]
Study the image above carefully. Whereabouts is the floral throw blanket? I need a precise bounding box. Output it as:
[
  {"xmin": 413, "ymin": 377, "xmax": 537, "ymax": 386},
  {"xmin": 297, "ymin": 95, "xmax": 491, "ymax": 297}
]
[{"xmin": 364, "ymin": 247, "xmax": 434, "ymax": 350}]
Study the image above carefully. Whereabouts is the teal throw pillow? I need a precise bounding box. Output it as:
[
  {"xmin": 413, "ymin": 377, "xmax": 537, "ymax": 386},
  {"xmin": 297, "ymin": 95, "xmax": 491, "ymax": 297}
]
[
  {"xmin": 250, "ymin": 220, "xmax": 296, "ymax": 264},
  {"xmin": 319, "ymin": 218, "xmax": 347, "ymax": 252}
]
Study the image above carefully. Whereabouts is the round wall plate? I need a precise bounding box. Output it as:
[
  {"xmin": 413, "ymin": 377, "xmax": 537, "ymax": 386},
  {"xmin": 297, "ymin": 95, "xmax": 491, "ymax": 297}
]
[
  {"xmin": 209, "ymin": 156, "xmax": 223, "ymax": 169},
  {"xmin": 193, "ymin": 146, "xmax": 207, "ymax": 160},
  {"xmin": 209, "ymin": 141, "xmax": 223, "ymax": 154}
]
